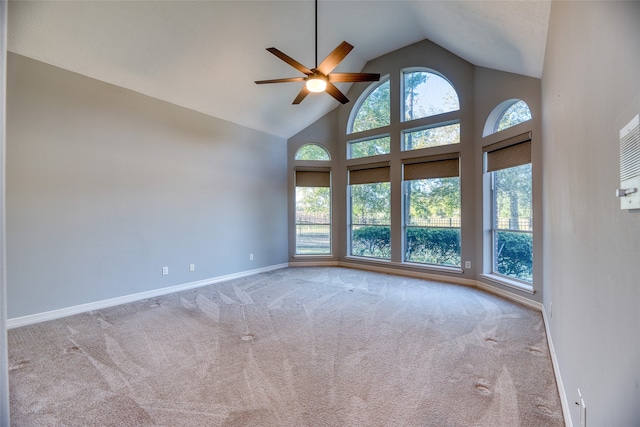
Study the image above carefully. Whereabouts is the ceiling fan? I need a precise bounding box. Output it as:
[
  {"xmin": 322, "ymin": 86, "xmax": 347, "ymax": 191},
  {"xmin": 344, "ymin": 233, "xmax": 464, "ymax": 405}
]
[{"xmin": 254, "ymin": 0, "xmax": 380, "ymax": 105}]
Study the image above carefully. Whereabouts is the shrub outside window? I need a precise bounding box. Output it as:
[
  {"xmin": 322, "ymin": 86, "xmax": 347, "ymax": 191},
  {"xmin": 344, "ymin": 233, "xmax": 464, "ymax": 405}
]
[
  {"xmin": 492, "ymin": 163, "xmax": 532, "ymax": 282},
  {"xmin": 404, "ymin": 177, "xmax": 461, "ymax": 267},
  {"xmin": 350, "ymin": 183, "xmax": 391, "ymax": 259},
  {"xmin": 403, "ymin": 156, "xmax": 461, "ymax": 267},
  {"xmin": 348, "ymin": 165, "xmax": 391, "ymax": 260}
]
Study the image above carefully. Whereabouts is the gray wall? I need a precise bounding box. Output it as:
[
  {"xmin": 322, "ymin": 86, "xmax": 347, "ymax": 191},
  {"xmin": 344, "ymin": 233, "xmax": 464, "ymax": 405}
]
[
  {"xmin": 6, "ymin": 53, "xmax": 288, "ymax": 319},
  {"xmin": 542, "ymin": 2, "xmax": 640, "ymax": 425}
]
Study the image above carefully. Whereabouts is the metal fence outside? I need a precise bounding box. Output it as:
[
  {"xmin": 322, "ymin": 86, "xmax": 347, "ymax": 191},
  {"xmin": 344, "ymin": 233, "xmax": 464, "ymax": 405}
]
[
  {"xmin": 495, "ymin": 218, "xmax": 532, "ymax": 232},
  {"xmin": 407, "ymin": 217, "xmax": 461, "ymax": 228},
  {"xmin": 296, "ymin": 213, "xmax": 330, "ymax": 225},
  {"xmin": 296, "ymin": 213, "xmax": 531, "ymax": 231}
]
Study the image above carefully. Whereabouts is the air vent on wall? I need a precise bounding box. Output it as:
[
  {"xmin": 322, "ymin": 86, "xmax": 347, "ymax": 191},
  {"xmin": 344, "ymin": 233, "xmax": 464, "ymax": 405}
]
[{"xmin": 617, "ymin": 114, "xmax": 640, "ymax": 209}]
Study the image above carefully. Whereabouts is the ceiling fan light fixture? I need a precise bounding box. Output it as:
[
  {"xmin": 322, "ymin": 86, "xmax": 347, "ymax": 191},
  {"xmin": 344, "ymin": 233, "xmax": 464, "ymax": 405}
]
[
  {"xmin": 306, "ymin": 76, "xmax": 327, "ymax": 93},
  {"xmin": 254, "ymin": 0, "xmax": 379, "ymax": 104}
]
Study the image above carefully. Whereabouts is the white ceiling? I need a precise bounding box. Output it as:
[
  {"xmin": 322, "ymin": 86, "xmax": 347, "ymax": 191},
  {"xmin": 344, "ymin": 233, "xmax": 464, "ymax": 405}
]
[{"xmin": 7, "ymin": 1, "xmax": 551, "ymax": 139}]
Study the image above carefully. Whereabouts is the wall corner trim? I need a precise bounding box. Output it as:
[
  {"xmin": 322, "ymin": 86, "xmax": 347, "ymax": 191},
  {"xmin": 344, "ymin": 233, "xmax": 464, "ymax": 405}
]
[
  {"xmin": 541, "ymin": 305, "xmax": 573, "ymax": 427},
  {"xmin": 6, "ymin": 263, "xmax": 288, "ymax": 329}
]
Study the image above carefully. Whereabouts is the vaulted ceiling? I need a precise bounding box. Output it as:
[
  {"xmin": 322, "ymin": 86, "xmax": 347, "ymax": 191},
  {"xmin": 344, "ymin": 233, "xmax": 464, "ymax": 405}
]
[{"xmin": 7, "ymin": 1, "xmax": 551, "ymax": 139}]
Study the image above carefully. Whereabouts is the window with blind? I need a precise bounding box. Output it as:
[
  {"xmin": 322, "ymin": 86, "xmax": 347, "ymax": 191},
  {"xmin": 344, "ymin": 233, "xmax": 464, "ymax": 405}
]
[
  {"xmin": 403, "ymin": 155, "xmax": 461, "ymax": 267},
  {"xmin": 295, "ymin": 170, "xmax": 331, "ymax": 255},
  {"xmin": 484, "ymin": 133, "xmax": 533, "ymax": 282},
  {"xmin": 348, "ymin": 164, "xmax": 391, "ymax": 259}
]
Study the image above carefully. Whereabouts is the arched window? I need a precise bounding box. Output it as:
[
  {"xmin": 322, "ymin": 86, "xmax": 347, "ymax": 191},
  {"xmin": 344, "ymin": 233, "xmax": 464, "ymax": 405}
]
[
  {"xmin": 348, "ymin": 78, "xmax": 390, "ymax": 134},
  {"xmin": 484, "ymin": 99, "xmax": 532, "ymax": 136},
  {"xmin": 295, "ymin": 143, "xmax": 331, "ymax": 161},
  {"xmin": 402, "ymin": 70, "xmax": 459, "ymax": 122}
]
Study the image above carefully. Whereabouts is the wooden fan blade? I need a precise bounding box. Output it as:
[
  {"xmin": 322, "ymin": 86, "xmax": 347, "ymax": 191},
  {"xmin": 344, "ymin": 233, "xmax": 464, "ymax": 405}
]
[
  {"xmin": 325, "ymin": 82, "xmax": 349, "ymax": 104},
  {"xmin": 329, "ymin": 73, "xmax": 381, "ymax": 83},
  {"xmin": 316, "ymin": 41, "xmax": 353, "ymax": 75},
  {"xmin": 293, "ymin": 86, "xmax": 310, "ymax": 104},
  {"xmin": 255, "ymin": 77, "xmax": 306, "ymax": 85},
  {"xmin": 266, "ymin": 47, "xmax": 313, "ymax": 75}
]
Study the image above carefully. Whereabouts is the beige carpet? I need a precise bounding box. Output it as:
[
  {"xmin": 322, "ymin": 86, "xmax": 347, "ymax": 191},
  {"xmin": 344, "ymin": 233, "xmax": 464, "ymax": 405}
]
[{"xmin": 8, "ymin": 267, "xmax": 564, "ymax": 426}]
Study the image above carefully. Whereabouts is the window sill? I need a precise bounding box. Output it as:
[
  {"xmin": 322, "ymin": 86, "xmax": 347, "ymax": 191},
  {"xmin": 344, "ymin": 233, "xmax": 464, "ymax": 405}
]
[
  {"xmin": 344, "ymin": 256, "xmax": 463, "ymax": 274},
  {"xmin": 344, "ymin": 255, "xmax": 392, "ymax": 264},
  {"xmin": 293, "ymin": 254, "xmax": 333, "ymax": 259},
  {"xmin": 480, "ymin": 274, "xmax": 534, "ymax": 294}
]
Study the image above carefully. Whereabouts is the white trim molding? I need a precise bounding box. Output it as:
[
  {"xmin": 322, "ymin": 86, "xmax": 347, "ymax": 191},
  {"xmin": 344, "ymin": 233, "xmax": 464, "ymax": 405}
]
[
  {"xmin": 7, "ymin": 263, "xmax": 288, "ymax": 329},
  {"xmin": 542, "ymin": 305, "xmax": 573, "ymax": 427},
  {"xmin": 480, "ymin": 273, "xmax": 535, "ymax": 295},
  {"xmin": 289, "ymin": 260, "xmax": 339, "ymax": 267},
  {"xmin": 475, "ymin": 280, "xmax": 541, "ymax": 311}
]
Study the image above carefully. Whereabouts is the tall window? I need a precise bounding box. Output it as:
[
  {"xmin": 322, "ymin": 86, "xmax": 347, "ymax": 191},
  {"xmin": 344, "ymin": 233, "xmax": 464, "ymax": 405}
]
[
  {"xmin": 403, "ymin": 156, "xmax": 461, "ymax": 267},
  {"xmin": 348, "ymin": 165, "xmax": 391, "ymax": 259},
  {"xmin": 294, "ymin": 144, "xmax": 331, "ymax": 256},
  {"xmin": 295, "ymin": 170, "xmax": 331, "ymax": 255},
  {"xmin": 485, "ymin": 136, "xmax": 532, "ymax": 282}
]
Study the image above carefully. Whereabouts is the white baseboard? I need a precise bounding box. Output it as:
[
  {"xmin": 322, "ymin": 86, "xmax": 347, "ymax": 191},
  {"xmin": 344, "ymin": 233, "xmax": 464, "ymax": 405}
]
[
  {"xmin": 7, "ymin": 263, "xmax": 288, "ymax": 329},
  {"xmin": 474, "ymin": 280, "xmax": 542, "ymax": 311},
  {"xmin": 289, "ymin": 260, "xmax": 339, "ymax": 267},
  {"xmin": 541, "ymin": 305, "xmax": 573, "ymax": 427}
]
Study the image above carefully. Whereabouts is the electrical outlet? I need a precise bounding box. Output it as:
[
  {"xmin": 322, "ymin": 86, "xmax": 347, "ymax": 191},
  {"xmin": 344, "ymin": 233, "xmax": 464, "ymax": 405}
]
[
  {"xmin": 249, "ymin": 253, "xmax": 254, "ymax": 261},
  {"xmin": 464, "ymin": 261, "xmax": 471, "ymax": 269},
  {"xmin": 189, "ymin": 263, "xmax": 195, "ymax": 272},
  {"xmin": 162, "ymin": 266, "xmax": 169, "ymax": 275},
  {"xmin": 576, "ymin": 389, "xmax": 586, "ymax": 426}
]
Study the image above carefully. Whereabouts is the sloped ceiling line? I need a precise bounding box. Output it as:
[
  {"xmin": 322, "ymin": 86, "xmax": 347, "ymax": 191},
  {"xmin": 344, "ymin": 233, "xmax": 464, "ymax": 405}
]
[{"xmin": 7, "ymin": 1, "xmax": 551, "ymax": 139}]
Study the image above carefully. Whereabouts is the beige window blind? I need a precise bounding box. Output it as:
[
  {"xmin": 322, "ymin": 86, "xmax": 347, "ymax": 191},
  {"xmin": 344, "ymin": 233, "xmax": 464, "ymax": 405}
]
[
  {"xmin": 348, "ymin": 162, "xmax": 390, "ymax": 185},
  {"xmin": 403, "ymin": 153, "xmax": 460, "ymax": 181},
  {"xmin": 484, "ymin": 132, "xmax": 531, "ymax": 172},
  {"xmin": 295, "ymin": 170, "xmax": 330, "ymax": 187}
]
